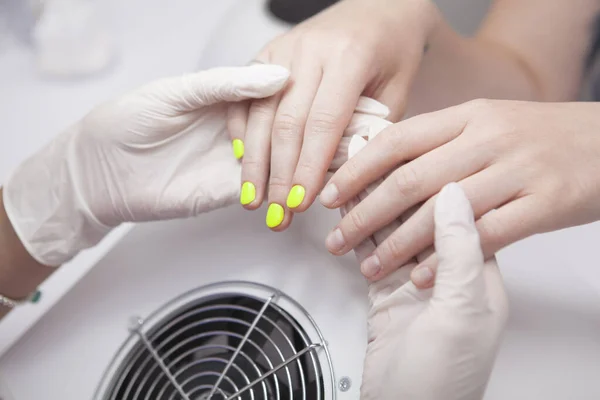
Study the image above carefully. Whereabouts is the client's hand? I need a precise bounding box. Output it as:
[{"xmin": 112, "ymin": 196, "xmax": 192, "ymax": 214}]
[
  {"xmin": 360, "ymin": 183, "xmax": 508, "ymax": 400},
  {"xmin": 229, "ymin": 0, "xmax": 439, "ymax": 230},
  {"xmin": 3, "ymin": 64, "xmax": 290, "ymax": 266},
  {"xmin": 322, "ymin": 100, "xmax": 600, "ymax": 287}
]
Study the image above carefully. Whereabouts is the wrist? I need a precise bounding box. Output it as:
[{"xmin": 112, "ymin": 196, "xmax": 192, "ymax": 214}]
[
  {"xmin": 0, "ymin": 188, "xmax": 53, "ymax": 317},
  {"xmin": 411, "ymin": 0, "xmax": 443, "ymax": 42},
  {"xmin": 379, "ymin": 0, "xmax": 442, "ymax": 41},
  {"xmin": 345, "ymin": 0, "xmax": 441, "ymax": 40},
  {"xmin": 3, "ymin": 125, "xmax": 111, "ymax": 266}
]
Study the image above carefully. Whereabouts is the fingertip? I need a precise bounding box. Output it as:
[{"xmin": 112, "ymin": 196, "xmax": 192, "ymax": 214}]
[
  {"xmin": 266, "ymin": 203, "xmax": 293, "ymax": 231},
  {"xmin": 232, "ymin": 139, "xmax": 245, "ymax": 160},
  {"xmin": 411, "ymin": 266, "xmax": 435, "ymax": 288},
  {"xmin": 435, "ymin": 183, "xmax": 475, "ymax": 232},
  {"xmin": 286, "ymin": 184, "xmax": 306, "ymax": 210},
  {"xmin": 318, "ymin": 183, "xmax": 339, "ymax": 208},
  {"xmin": 325, "ymin": 228, "xmax": 349, "ymax": 255},
  {"xmin": 360, "ymin": 254, "xmax": 382, "ymax": 279},
  {"xmin": 240, "ymin": 181, "xmax": 257, "ymax": 207},
  {"xmin": 243, "ymin": 64, "xmax": 291, "ymax": 94},
  {"xmin": 250, "ymin": 63, "xmax": 290, "ymax": 81}
]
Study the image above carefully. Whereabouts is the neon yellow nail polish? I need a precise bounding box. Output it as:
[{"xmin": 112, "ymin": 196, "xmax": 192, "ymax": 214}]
[
  {"xmin": 232, "ymin": 139, "xmax": 244, "ymax": 159},
  {"xmin": 240, "ymin": 182, "xmax": 256, "ymax": 205},
  {"xmin": 286, "ymin": 185, "xmax": 306, "ymax": 209},
  {"xmin": 266, "ymin": 203, "xmax": 284, "ymax": 228}
]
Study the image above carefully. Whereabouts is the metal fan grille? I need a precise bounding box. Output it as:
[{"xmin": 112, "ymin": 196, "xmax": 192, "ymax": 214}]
[{"xmin": 95, "ymin": 282, "xmax": 334, "ymax": 400}]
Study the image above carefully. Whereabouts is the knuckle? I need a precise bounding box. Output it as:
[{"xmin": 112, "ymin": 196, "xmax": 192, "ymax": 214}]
[
  {"xmin": 295, "ymin": 159, "xmax": 322, "ymax": 178},
  {"xmin": 466, "ymin": 98, "xmax": 496, "ymax": 113},
  {"xmin": 380, "ymin": 236, "xmax": 405, "ymax": 261},
  {"xmin": 268, "ymin": 173, "xmax": 290, "ymax": 191},
  {"xmin": 308, "ymin": 109, "xmax": 342, "ymax": 135},
  {"xmin": 465, "ymin": 99, "xmax": 508, "ymax": 129},
  {"xmin": 392, "ymin": 165, "xmax": 421, "ymax": 200},
  {"xmin": 273, "ymin": 112, "xmax": 303, "ymax": 141},
  {"xmin": 478, "ymin": 215, "xmax": 505, "ymax": 248},
  {"xmin": 242, "ymin": 157, "xmax": 267, "ymax": 177},
  {"xmin": 347, "ymin": 209, "xmax": 368, "ymax": 235},
  {"xmin": 377, "ymin": 125, "xmax": 404, "ymax": 154},
  {"xmin": 340, "ymin": 158, "xmax": 363, "ymax": 185},
  {"xmin": 249, "ymin": 100, "xmax": 276, "ymax": 121},
  {"xmin": 335, "ymin": 36, "xmax": 360, "ymax": 57},
  {"xmin": 335, "ymin": 32, "xmax": 373, "ymax": 57},
  {"xmin": 298, "ymin": 33, "xmax": 323, "ymax": 53}
]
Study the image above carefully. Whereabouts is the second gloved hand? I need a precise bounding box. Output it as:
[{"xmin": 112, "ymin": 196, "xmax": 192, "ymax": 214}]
[{"xmin": 360, "ymin": 184, "xmax": 508, "ymax": 400}]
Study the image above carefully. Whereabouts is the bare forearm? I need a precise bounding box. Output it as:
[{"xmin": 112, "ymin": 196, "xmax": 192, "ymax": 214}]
[
  {"xmin": 406, "ymin": 0, "xmax": 600, "ymax": 116},
  {"xmin": 0, "ymin": 188, "xmax": 53, "ymax": 319},
  {"xmin": 406, "ymin": 21, "xmax": 541, "ymax": 116}
]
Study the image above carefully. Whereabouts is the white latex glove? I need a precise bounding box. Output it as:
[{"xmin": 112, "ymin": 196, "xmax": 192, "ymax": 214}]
[
  {"xmin": 3, "ymin": 64, "xmax": 290, "ymax": 266},
  {"xmin": 360, "ymin": 183, "xmax": 509, "ymax": 400}
]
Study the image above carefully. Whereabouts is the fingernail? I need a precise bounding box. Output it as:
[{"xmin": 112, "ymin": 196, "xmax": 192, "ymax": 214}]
[
  {"xmin": 319, "ymin": 183, "xmax": 339, "ymax": 206},
  {"xmin": 232, "ymin": 139, "xmax": 245, "ymax": 159},
  {"xmin": 286, "ymin": 185, "xmax": 305, "ymax": 209},
  {"xmin": 325, "ymin": 228, "xmax": 345, "ymax": 252},
  {"xmin": 412, "ymin": 266, "xmax": 434, "ymax": 286},
  {"xmin": 266, "ymin": 203, "xmax": 284, "ymax": 228},
  {"xmin": 240, "ymin": 182, "xmax": 256, "ymax": 205},
  {"xmin": 361, "ymin": 255, "xmax": 381, "ymax": 278}
]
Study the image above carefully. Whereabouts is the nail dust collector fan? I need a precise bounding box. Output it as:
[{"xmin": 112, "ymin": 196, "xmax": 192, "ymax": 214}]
[
  {"xmin": 98, "ymin": 283, "xmax": 335, "ymax": 400},
  {"xmin": 0, "ymin": 197, "xmax": 368, "ymax": 400}
]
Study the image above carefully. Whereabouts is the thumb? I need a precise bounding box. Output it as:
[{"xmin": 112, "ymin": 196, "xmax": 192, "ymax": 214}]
[
  {"xmin": 160, "ymin": 64, "xmax": 290, "ymax": 110},
  {"xmin": 431, "ymin": 183, "xmax": 486, "ymax": 308}
]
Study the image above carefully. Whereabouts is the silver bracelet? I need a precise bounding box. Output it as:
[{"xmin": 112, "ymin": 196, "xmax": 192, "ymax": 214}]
[{"xmin": 0, "ymin": 289, "xmax": 41, "ymax": 309}]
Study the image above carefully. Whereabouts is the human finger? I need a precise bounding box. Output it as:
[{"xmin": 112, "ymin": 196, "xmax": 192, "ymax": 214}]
[
  {"xmin": 319, "ymin": 104, "xmax": 470, "ymax": 208},
  {"xmin": 326, "ymin": 135, "xmax": 488, "ymax": 256},
  {"xmin": 227, "ymin": 101, "xmax": 250, "ymax": 160},
  {"xmin": 240, "ymin": 53, "xmax": 288, "ymax": 211},
  {"xmin": 362, "ymin": 163, "xmax": 522, "ymax": 280},
  {"xmin": 266, "ymin": 56, "xmax": 323, "ymax": 229},
  {"xmin": 241, "ymin": 94, "xmax": 281, "ymax": 210},
  {"xmin": 286, "ymin": 59, "xmax": 369, "ymax": 212},
  {"xmin": 411, "ymin": 194, "xmax": 543, "ymax": 288}
]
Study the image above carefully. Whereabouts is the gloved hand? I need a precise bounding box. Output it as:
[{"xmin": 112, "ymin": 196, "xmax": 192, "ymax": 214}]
[
  {"xmin": 359, "ymin": 183, "xmax": 509, "ymax": 400},
  {"xmin": 2, "ymin": 64, "xmax": 290, "ymax": 266},
  {"xmin": 3, "ymin": 62, "xmax": 388, "ymax": 268}
]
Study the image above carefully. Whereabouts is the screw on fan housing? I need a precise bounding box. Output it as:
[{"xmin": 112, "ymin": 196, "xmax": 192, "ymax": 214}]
[
  {"xmin": 338, "ymin": 377, "xmax": 351, "ymax": 392},
  {"xmin": 127, "ymin": 316, "xmax": 144, "ymax": 331}
]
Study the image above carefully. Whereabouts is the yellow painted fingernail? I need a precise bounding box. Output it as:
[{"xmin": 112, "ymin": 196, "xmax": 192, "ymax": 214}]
[
  {"xmin": 266, "ymin": 203, "xmax": 284, "ymax": 228},
  {"xmin": 240, "ymin": 182, "xmax": 256, "ymax": 205},
  {"xmin": 286, "ymin": 185, "xmax": 306, "ymax": 209},
  {"xmin": 232, "ymin": 139, "xmax": 244, "ymax": 159}
]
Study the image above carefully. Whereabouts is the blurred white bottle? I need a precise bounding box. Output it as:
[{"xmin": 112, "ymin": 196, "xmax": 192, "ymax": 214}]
[{"xmin": 31, "ymin": 0, "xmax": 115, "ymax": 77}]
